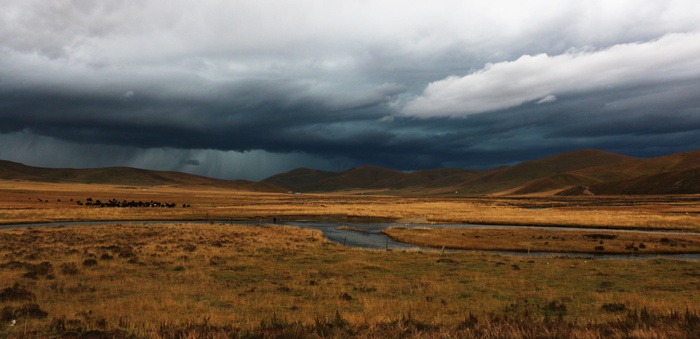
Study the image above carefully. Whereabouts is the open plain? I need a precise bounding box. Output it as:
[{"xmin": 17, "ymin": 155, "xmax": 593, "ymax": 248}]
[
  {"xmin": 2, "ymin": 180, "xmax": 700, "ymax": 231},
  {"xmin": 1, "ymin": 180, "xmax": 699, "ymax": 337},
  {"xmin": 5, "ymin": 1, "xmax": 700, "ymax": 337}
]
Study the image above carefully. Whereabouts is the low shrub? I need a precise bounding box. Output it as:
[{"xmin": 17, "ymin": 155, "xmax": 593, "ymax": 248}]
[
  {"xmin": 82, "ymin": 258, "xmax": 98, "ymax": 267},
  {"xmin": 601, "ymin": 303, "xmax": 627, "ymax": 312},
  {"xmin": 60, "ymin": 262, "xmax": 79, "ymax": 275},
  {"xmin": 0, "ymin": 283, "xmax": 35, "ymax": 302}
]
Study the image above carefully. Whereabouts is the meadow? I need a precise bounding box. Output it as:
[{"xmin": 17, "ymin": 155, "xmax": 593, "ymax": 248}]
[
  {"xmin": 1, "ymin": 181, "xmax": 700, "ymax": 232},
  {"xmin": 1, "ymin": 223, "xmax": 699, "ymax": 338},
  {"xmin": 1, "ymin": 181, "xmax": 699, "ymax": 337},
  {"xmin": 382, "ymin": 227, "xmax": 700, "ymax": 254}
]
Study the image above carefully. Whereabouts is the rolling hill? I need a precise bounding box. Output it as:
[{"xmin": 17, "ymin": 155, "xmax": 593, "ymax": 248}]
[
  {"xmin": 262, "ymin": 168, "xmax": 338, "ymax": 192},
  {"xmin": 262, "ymin": 149, "xmax": 700, "ymax": 196},
  {"xmin": 0, "ymin": 160, "xmax": 286, "ymax": 193},
  {"xmin": 261, "ymin": 149, "xmax": 642, "ymax": 195},
  {"xmin": 431, "ymin": 149, "xmax": 639, "ymax": 195},
  {"xmin": 3, "ymin": 148, "xmax": 700, "ymax": 195},
  {"xmin": 557, "ymin": 150, "xmax": 700, "ymax": 196}
]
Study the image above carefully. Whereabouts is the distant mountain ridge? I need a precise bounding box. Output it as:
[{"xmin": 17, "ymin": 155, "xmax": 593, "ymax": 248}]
[
  {"xmin": 433, "ymin": 149, "xmax": 639, "ymax": 195},
  {"xmin": 2, "ymin": 148, "xmax": 700, "ymax": 195},
  {"xmin": 263, "ymin": 165, "xmax": 483, "ymax": 193},
  {"xmin": 263, "ymin": 149, "xmax": 700, "ymax": 196},
  {"xmin": 0, "ymin": 159, "xmax": 286, "ymax": 193}
]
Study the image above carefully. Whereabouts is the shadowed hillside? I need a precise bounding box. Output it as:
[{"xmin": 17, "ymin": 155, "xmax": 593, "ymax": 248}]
[
  {"xmin": 3, "ymin": 148, "xmax": 700, "ymax": 195},
  {"xmin": 510, "ymin": 173, "xmax": 596, "ymax": 195},
  {"xmin": 377, "ymin": 168, "xmax": 483, "ymax": 190},
  {"xmin": 264, "ymin": 166, "xmax": 484, "ymax": 193},
  {"xmin": 435, "ymin": 149, "xmax": 639, "ymax": 195},
  {"xmin": 262, "ymin": 168, "xmax": 338, "ymax": 192},
  {"xmin": 557, "ymin": 150, "xmax": 700, "ymax": 196},
  {"xmin": 293, "ymin": 166, "xmax": 405, "ymax": 192},
  {"xmin": 263, "ymin": 150, "xmax": 642, "ymax": 195},
  {"xmin": 0, "ymin": 160, "xmax": 286, "ymax": 193},
  {"xmin": 559, "ymin": 167, "xmax": 700, "ymax": 195},
  {"xmin": 261, "ymin": 149, "xmax": 700, "ymax": 196},
  {"xmin": 565, "ymin": 149, "xmax": 700, "ymax": 182}
]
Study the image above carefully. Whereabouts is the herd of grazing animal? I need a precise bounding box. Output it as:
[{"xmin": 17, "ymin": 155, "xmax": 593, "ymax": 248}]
[
  {"xmin": 28, "ymin": 197, "xmax": 191, "ymax": 208},
  {"xmin": 76, "ymin": 197, "xmax": 190, "ymax": 208}
]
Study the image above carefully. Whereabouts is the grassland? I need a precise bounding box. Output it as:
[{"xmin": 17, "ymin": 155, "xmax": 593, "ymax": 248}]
[
  {"xmin": 383, "ymin": 227, "xmax": 700, "ymax": 254},
  {"xmin": 1, "ymin": 180, "xmax": 700, "ymax": 337},
  {"xmin": 1, "ymin": 223, "xmax": 699, "ymax": 338},
  {"xmin": 2, "ymin": 181, "xmax": 700, "ymax": 232}
]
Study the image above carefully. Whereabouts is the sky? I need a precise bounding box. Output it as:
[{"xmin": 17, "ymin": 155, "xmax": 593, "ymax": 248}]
[{"xmin": 1, "ymin": 0, "xmax": 700, "ymax": 181}]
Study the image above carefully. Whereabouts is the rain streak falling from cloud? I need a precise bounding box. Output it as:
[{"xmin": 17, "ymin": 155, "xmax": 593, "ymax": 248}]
[{"xmin": 1, "ymin": 0, "xmax": 699, "ymax": 180}]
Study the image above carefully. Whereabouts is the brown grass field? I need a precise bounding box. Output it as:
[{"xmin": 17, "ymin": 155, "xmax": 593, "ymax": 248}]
[
  {"xmin": 383, "ymin": 227, "xmax": 700, "ymax": 254},
  {"xmin": 1, "ymin": 180, "xmax": 700, "ymax": 232},
  {"xmin": 1, "ymin": 223, "xmax": 699, "ymax": 338},
  {"xmin": 1, "ymin": 180, "xmax": 700, "ymax": 337}
]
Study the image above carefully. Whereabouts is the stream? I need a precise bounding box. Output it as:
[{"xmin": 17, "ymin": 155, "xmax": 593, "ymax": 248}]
[{"xmin": 2, "ymin": 220, "xmax": 699, "ymax": 261}]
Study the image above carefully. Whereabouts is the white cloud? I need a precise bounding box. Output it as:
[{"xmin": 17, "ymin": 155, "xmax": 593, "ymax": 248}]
[
  {"xmin": 3, "ymin": 1, "xmax": 699, "ymax": 77},
  {"xmin": 1, "ymin": 1, "xmax": 699, "ymax": 110},
  {"xmin": 401, "ymin": 31, "xmax": 700, "ymax": 118},
  {"xmin": 120, "ymin": 90, "xmax": 134, "ymax": 101},
  {"xmin": 537, "ymin": 95, "xmax": 557, "ymax": 104}
]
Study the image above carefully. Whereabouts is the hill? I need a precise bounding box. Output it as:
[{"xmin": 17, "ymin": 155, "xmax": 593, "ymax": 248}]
[
  {"xmin": 262, "ymin": 168, "xmax": 338, "ymax": 192},
  {"xmin": 557, "ymin": 150, "xmax": 700, "ymax": 195},
  {"xmin": 300, "ymin": 166, "xmax": 405, "ymax": 192},
  {"xmin": 263, "ymin": 166, "xmax": 484, "ymax": 193},
  {"xmin": 3, "ymin": 148, "xmax": 700, "ymax": 195},
  {"xmin": 0, "ymin": 160, "xmax": 286, "ymax": 193},
  {"xmin": 377, "ymin": 168, "xmax": 483, "ymax": 190},
  {"xmin": 590, "ymin": 167, "xmax": 700, "ymax": 195},
  {"xmin": 424, "ymin": 149, "xmax": 639, "ymax": 195},
  {"xmin": 509, "ymin": 173, "xmax": 596, "ymax": 195},
  {"xmin": 263, "ymin": 149, "xmax": 700, "ymax": 195}
]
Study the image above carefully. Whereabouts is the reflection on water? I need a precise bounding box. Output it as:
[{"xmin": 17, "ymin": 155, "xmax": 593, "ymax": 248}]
[{"xmin": 2, "ymin": 220, "xmax": 699, "ymax": 261}]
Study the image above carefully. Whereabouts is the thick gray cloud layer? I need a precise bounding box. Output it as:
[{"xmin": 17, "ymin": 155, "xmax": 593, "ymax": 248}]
[
  {"xmin": 1, "ymin": 0, "xmax": 700, "ymax": 180},
  {"xmin": 402, "ymin": 32, "xmax": 700, "ymax": 117}
]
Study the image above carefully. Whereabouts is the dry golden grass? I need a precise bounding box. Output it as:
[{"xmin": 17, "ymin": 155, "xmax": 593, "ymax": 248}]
[
  {"xmin": 383, "ymin": 227, "xmax": 700, "ymax": 254},
  {"xmin": 2, "ymin": 180, "xmax": 700, "ymax": 233},
  {"xmin": 2, "ymin": 181, "xmax": 700, "ymax": 337},
  {"xmin": 0, "ymin": 223, "xmax": 698, "ymax": 338}
]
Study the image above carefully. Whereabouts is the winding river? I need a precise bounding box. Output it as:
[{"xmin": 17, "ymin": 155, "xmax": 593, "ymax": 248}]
[{"xmin": 2, "ymin": 220, "xmax": 699, "ymax": 261}]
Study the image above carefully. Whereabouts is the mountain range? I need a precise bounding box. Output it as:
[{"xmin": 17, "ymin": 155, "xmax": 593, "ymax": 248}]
[
  {"xmin": 0, "ymin": 159, "xmax": 285, "ymax": 193},
  {"xmin": 2, "ymin": 149, "xmax": 700, "ymax": 196},
  {"xmin": 264, "ymin": 149, "xmax": 700, "ymax": 196}
]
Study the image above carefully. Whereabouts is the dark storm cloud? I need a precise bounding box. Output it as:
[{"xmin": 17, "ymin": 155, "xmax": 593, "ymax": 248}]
[
  {"xmin": 182, "ymin": 159, "xmax": 200, "ymax": 166},
  {"xmin": 0, "ymin": 79, "xmax": 402, "ymax": 152},
  {"xmin": 1, "ymin": 1, "xmax": 700, "ymax": 179}
]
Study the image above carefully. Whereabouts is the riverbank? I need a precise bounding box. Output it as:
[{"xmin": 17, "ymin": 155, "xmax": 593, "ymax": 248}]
[
  {"xmin": 5, "ymin": 220, "xmax": 700, "ymax": 260},
  {"xmin": 382, "ymin": 226, "xmax": 700, "ymax": 255},
  {"xmin": 1, "ymin": 181, "xmax": 700, "ymax": 232},
  {"xmin": 1, "ymin": 222, "xmax": 698, "ymax": 338}
]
